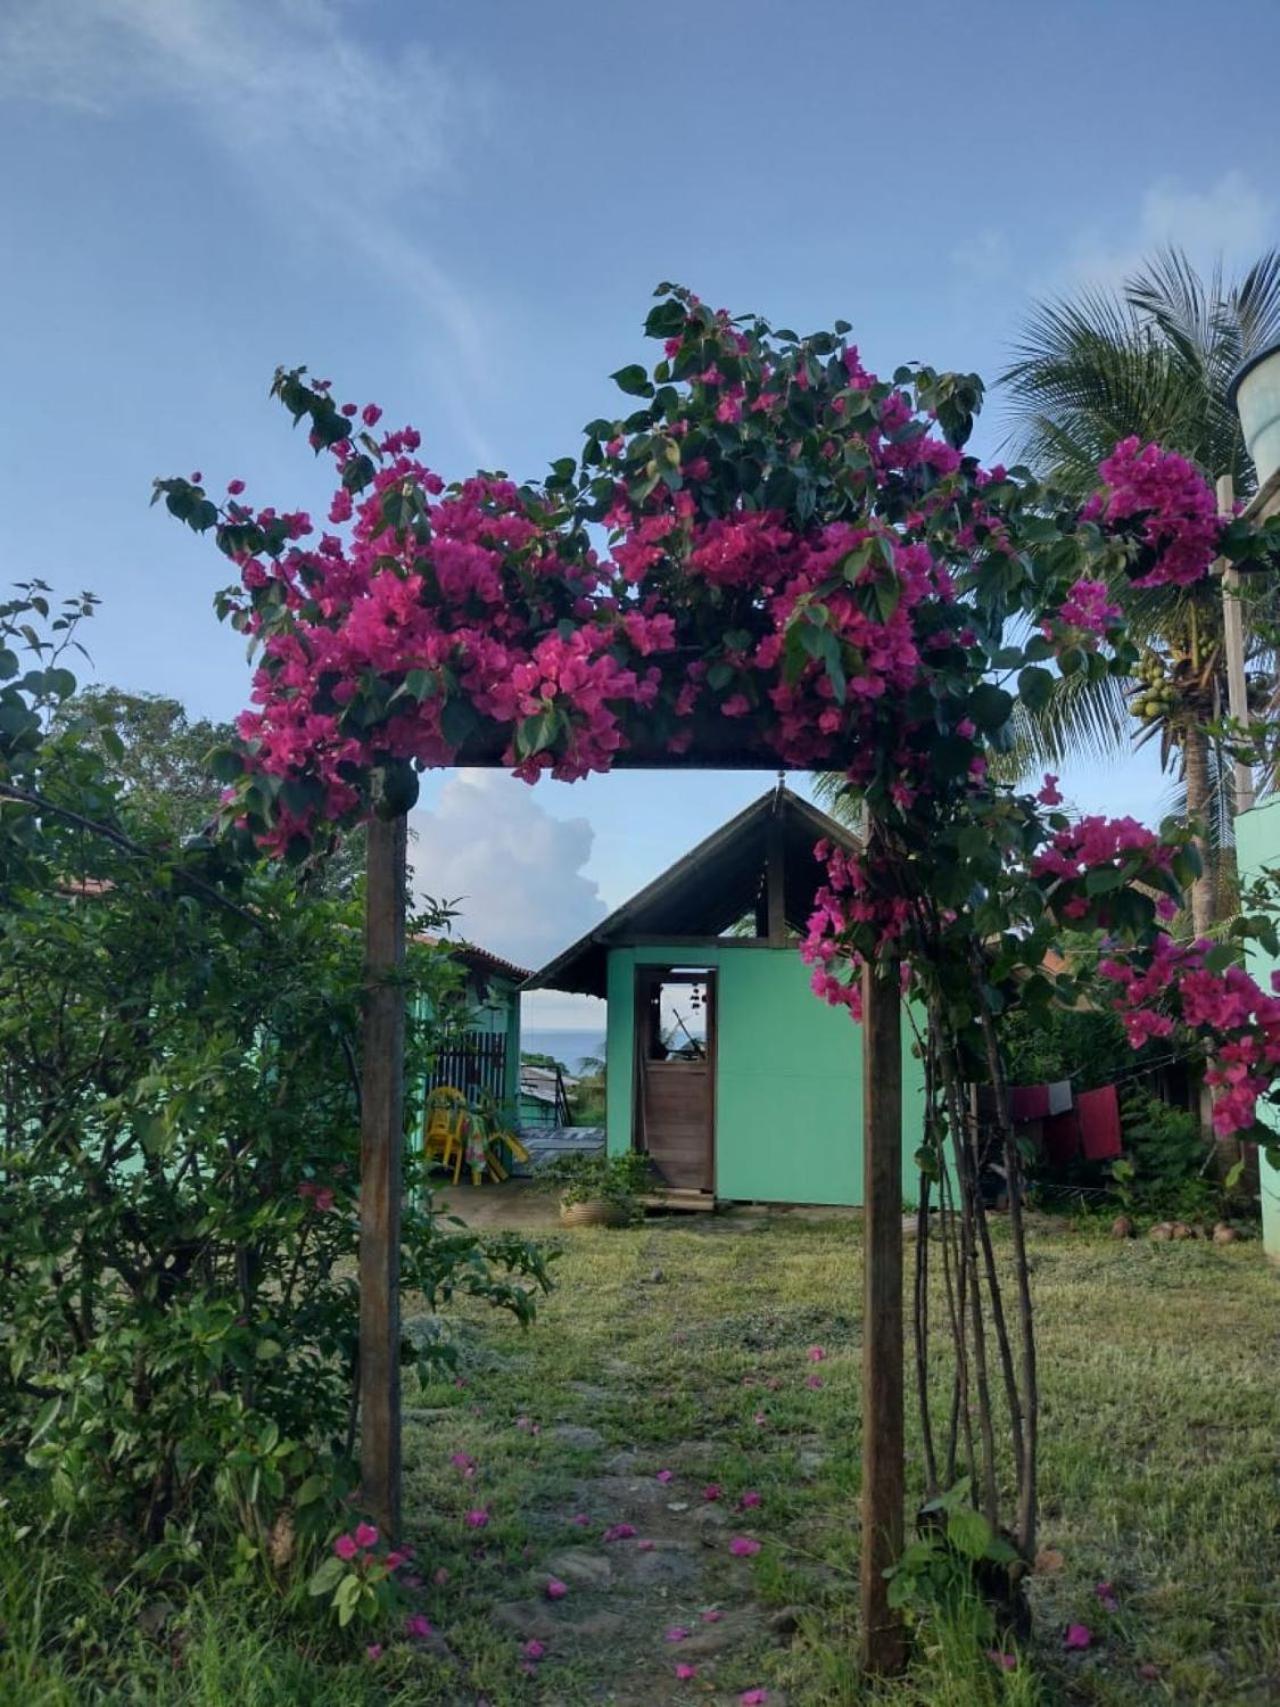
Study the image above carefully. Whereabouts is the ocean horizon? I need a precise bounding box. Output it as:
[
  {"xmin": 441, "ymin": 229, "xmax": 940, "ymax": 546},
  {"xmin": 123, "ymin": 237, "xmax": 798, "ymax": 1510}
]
[{"xmin": 520, "ymin": 1028, "xmax": 606, "ymax": 1074}]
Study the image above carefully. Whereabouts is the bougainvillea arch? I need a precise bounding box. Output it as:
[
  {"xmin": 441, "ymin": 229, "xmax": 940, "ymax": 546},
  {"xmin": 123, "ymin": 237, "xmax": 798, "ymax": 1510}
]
[{"xmin": 159, "ymin": 286, "xmax": 1280, "ymax": 1672}]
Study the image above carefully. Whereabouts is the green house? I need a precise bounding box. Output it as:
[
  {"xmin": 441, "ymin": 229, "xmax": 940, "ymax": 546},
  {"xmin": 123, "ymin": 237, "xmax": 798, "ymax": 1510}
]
[
  {"xmin": 526, "ymin": 785, "xmax": 923, "ymax": 1207},
  {"xmin": 1236, "ymin": 797, "xmax": 1280, "ymax": 1261},
  {"xmin": 417, "ymin": 939, "xmax": 527, "ymax": 1129}
]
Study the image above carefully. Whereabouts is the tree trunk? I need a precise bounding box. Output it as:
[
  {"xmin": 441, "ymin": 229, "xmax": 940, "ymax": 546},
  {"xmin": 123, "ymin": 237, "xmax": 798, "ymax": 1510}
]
[{"xmin": 1183, "ymin": 720, "xmax": 1215, "ymax": 937}]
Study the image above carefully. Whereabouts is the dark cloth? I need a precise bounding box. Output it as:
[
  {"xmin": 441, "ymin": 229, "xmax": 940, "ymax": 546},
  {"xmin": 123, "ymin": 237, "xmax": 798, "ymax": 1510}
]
[
  {"xmin": 1077, "ymin": 1084, "xmax": 1122, "ymax": 1161},
  {"xmin": 1043, "ymin": 1110, "xmax": 1080, "ymax": 1167},
  {"xmin": 1010, "ymin": 1084, "xmax": 1050, "ymax": 1123}
]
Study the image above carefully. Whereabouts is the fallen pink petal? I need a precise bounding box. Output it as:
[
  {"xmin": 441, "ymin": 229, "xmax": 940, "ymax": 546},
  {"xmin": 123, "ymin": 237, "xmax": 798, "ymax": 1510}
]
[
  {"xmin": 404, "ymin": 1613, "xmax": 433, "ymax": 1640},
  {"xmin": 986, "ymin": 1649, "xmax": 1017, "ymax": 1671},
  {"xmin": 465, "ymin": 1508, "xmax": 490, "ymax": 1528},
  {"xmin": 1095, "ymin": 1580, "xmax": 1119, "ymax": 1611},
  {"xmin": 740, "ymin": 1691, "xmax": 770, "ymax": 1705},
  {"xmin": 665, "ymin": 1626, "xmax": 690, "ymax": 1642},
  {"xmin": 753, "ymin": 1411, "xmax": 767, "ymax": 1426},
  {"xmin": 637, "ymin": 1538, "xmax": 655, "ymax": 1551},
  {"xmin": 656, "ymin": 1469, "xmax": 674, "ymax": 1484},
  {"xmin": 675, "ymin": 1662, "xmax": 698, "ymax": 1680},
  {"xmin": 730, "ymin": 1535, "xmax": 762, "ymax": 1556},
  {"xmin": 807, "ymin": 1345, "xmax": 827, "ymax": 1362},
  {"xmin": 545, "ymin": 1577, "xmax": 568, "ymax": 1600},
  {"xmin": 571, "ymin": 1513, "xmax": 591, "ymax": 1527},
  {"xmin": 740, "ymin": 1490, "xmax": 762, "ymax": 1509},
  {"xmin": 522, "ymin": 1639, "xmax": 546, "ymax": 1661},
  {"xmin": 1064, "ymin": 1623, "xmax": 1093, "ymax": 1650},
  {"xmin": 805, "ymin": 1374, "xmax": 824, "ymax": 1389},
  {"xmin": 365, "ymin": 1644, "xmax": 383, "ymax": 1662},
  {"xmin": 701, "ymin": 1608, "xmax": 723, "ymax": 1623},
  {"xmin": 603, "ymin": 1523, "xmax": 637, "ymax": 1543},
  {"xmin": 702, "ymin": 1484, "xmax": 722, "ymax": 1501}
]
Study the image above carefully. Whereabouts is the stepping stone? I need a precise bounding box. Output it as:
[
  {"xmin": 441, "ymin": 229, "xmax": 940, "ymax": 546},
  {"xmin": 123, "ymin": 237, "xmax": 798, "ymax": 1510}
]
[
  {"xmin": 666, "ymin": 1605, "xmax": 760, "ymax": 1657},
  {"xmin": 552, "ymin": 1423, "xmax": 606, "ymax": 1451},
  {"xmin": 603, "ymin": 1449, "xmax": 642, "ymax": 1475},
  {"xmin": 612, "ymin": 1539, "xmax": 700, "ymax": 1589},
  {"xmin": 543, "ymin": 1547, "xmax": 615, "ymax": 1590}
]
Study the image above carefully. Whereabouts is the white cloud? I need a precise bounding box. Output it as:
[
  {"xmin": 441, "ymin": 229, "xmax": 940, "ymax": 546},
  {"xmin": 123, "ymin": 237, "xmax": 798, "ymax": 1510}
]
[
  {"xmin": 408, "ymin": 771, "xmax": 608, "ymax": 976},
  {"xmin": 951, "ymin": 227, "xmax": 1012, "ymax": 283},
  {"xmin": 0, "ymin": 0, "xmax": 498, "ymax": 456},
  {"xmin": 1065, "ymin": 170, "xmax": 1275, "ymax": 291}
]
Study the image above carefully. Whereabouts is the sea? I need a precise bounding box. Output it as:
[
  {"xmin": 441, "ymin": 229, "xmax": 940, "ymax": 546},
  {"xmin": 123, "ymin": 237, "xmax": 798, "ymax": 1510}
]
[{"xmin": 520, "ymin": 1029, "xmax": 607, "ymax": 1075}]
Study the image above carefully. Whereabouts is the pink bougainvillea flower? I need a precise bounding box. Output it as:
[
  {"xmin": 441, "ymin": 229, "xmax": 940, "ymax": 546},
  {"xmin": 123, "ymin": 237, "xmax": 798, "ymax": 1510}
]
[
  {"xmin": 675, "ymin": 1662, "xmax": 698, "ymax": 1680},
  {"xmin": 353, "ymin": 1521, "xmax": 379, "ymax": 1548},
  {"xmin": 602, "ymin": 1523, "xmax": 637, "ymax": 1543},
  {"xmin": 522, "ymin": 1639, "xmax": 546, "ymax": 1661},
  {"xmin": 665, "ymin": 1626, "xmax": 690, "ymax": 1643},
  {"xmin": 807, "ymin": 1345, "xmax": 826, "ymax": 1362},
  {"xmin": 805, "ymin": 1374, "xmax": 824, "ymax": 1390},
  {"xmin": 986, "ymin": 1649, "xmax": 1017, "ymax": 1671},
  {"xmin": 465, "ymin": 1508, "xmax": 490, "ymax": 1528},
  {"xmin": 385, "ymin": 1549, "xmax": 407, "ymax": 1570},
  {"xmin": 333, "ymin": 1533, "xmax": 358, "ymax": 1560},
  {"xmin": 729, "ymin": 1536, "xmax": 762, "ymax": 1556},
  {"xmin": 1064, "ymin": 1623, "xmax": 1092, "ymax": 1650},
  {"xmin": 1038, "ymin": 773, "xmax": 1063, "ymax": 806},
  {"xmin": 362, "ymin": 404, "xmax": 383, "ymax": 427},
  {"xmin": 404, "ymin": 1613, "xmax": 433, "ymax": 1640},
  {"xmin": 545, "ymin": 1577, "xmax": 568, "ymax": 1599},
  {"xmin": 656, "ymin": 1468, "xmax": 674, "ymax": 1484},
  {"xmin": 365, "ymin": 1643, "xmax": 383, "ymax": 1661},
  {"xmin": 190, "ymin": 471, "xmax": 203, "ymax": 484},
  {"xmin": 740, "ymin": 1490, "xmax": 762, "ymax": 1509},
  {"xmin": 701, "ymin": 1608, "xmax": 723, "ymax": 1623},
  {"xmin": 702, "ymin": 1483, "xmax": 722, "ymax": 1502},
  {"xmin": 227, "ymin": 478, "xmax": 245, "ymax": 495},
  {"xmin": 740, "ymin": 1690, "xmax": 770, "ymax": 1705}
]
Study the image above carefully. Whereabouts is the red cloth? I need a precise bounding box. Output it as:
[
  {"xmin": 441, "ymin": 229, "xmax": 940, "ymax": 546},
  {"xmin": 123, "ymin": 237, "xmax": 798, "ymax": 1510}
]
[
  {"xmin": 1010, "ymin": 1084, "xmax": 1051, "ymax": 1123},
  {"xmin": 1077, "ymin": 1085, "xmax": 1122, "ymax": 1161},
  {"xmin": 1043, "ymin": 1110, "xmax": 1080, "ymax": 1167}
]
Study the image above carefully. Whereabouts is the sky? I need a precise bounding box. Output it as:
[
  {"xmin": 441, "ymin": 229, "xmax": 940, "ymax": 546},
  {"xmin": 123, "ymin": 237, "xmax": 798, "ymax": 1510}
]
[{"xmin": 3, "ymin": 0, "xmax": 1278, "ymax": 1030}]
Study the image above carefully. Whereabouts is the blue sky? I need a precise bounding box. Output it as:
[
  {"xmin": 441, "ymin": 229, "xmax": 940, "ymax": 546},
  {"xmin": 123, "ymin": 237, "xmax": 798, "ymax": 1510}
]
[{"xmin": 3, "ymin": 0, "xmax": 1277, "ymax": 1026}]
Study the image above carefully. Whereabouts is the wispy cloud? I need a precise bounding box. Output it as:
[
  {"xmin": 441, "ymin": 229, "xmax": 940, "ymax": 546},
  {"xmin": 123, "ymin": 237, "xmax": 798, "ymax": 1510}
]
[
  {"xmin": 0, "ymin": 0, "xmax": 498, "ymax": 457},
  {"xmin": 1064, "ymin": 170, "xmax": 1276, "ymax": 291}
]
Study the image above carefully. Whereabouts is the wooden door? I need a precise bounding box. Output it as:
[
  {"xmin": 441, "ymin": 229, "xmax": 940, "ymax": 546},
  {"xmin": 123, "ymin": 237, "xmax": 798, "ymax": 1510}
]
[{"xmin": 634, "ymin": 967, "xmax": 715, "ymax": 1192}]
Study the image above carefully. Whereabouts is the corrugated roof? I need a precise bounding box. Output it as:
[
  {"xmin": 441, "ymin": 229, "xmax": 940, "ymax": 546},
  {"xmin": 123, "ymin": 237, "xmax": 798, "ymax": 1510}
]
[{"xmin": 525, "ymin": 784, "xmax": 859, "ymax": 997}]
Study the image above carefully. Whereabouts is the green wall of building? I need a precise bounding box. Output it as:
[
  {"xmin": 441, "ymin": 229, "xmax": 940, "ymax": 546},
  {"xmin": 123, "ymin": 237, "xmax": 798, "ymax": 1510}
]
[
  {"xmin": 605, "ymin": 942, "xmax": 923, "ymax": 1206},
  {"xmin": 1236, "ymin": 798, "xmax": 1280, "ymax": 1260}
]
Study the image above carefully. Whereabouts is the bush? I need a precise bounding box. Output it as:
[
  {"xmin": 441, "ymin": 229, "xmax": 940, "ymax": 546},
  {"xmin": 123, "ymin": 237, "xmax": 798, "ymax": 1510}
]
[
  {"xmin": 536, "ymin": 1151, "xmax": 653, "ymax": 1222},
  {"xmin": 0, "ymin": 589, "xmax": 553, "ymax": 1578}
]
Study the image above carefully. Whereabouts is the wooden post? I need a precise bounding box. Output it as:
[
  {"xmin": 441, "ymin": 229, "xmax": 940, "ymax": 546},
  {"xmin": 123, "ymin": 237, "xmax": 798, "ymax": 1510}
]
[
  {"xmin": 860, "ymin": 958, "xmax": 907, "ymax": 1675},
  {"xmin": 1218, "ymin": 473, "xmax": 1255, "ymax": 815},
  {"xmin": 359, "ymin": 810, "xmax": 408, "ymax": 1538}
]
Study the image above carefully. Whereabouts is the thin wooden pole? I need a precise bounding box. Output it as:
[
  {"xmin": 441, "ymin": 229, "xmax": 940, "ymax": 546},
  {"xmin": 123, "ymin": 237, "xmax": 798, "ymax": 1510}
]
[
  {"xmin": 359, "ymin": 810, "xmax": 408, "ymax": 1538},
  {"xmin": 1218, "ymin": 473, "xmax": 1255, "ymax": 814},
  {"xmin": 860, "ymin": 958, "xmax": 907, "ymax": 1676}
]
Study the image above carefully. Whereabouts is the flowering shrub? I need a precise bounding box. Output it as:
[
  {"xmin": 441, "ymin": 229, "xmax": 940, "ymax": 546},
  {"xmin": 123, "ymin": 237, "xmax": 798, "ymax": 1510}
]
[
  {"xmin": 0, "ymin": 603, "xmax": 553, "ymax": 1561},
  {"xmin": 155, "ymin": 287, "xmax": 1280, "ymax": 1582}
]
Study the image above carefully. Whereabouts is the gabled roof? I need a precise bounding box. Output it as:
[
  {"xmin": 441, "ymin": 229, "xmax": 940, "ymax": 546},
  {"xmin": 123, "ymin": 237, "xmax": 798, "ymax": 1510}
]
[
  {"xmin": 525, "ymin": 784, "xmax": 859, "ymax": 998},
  {"xmin": 416, "ymin": 936, "xmax": 530, "ymax": 986}
]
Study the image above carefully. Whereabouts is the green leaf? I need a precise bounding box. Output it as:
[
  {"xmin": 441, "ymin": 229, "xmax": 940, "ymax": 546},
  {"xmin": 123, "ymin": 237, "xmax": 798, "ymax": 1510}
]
[
  {"xmin": 644, "ymin": 301, "xmax": 687, "ymax": 339},
  {"xmin": 968, "ymin": 683, "xmax": 1013, "ymax": 732},
  {"xmin": 1017, "ymin": 665, "xmax": 1054, "ymax": 712},
  {"xmin": 611, "ymin": 365, "xmax": 654, "ymax": 398},
  {"xmin": 947, "ymin": 1507, "xmax": 993, "ymax": 1560},
  {"xmin": 308, "ymin": 1555, "xmax": 346, "ymax": 1596}
]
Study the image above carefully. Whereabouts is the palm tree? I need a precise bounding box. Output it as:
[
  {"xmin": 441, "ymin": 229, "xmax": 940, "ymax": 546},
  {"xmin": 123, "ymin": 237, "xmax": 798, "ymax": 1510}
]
[{"xmin": 999, "ymin": 247, "xmax": 1280, "ymax": 933}]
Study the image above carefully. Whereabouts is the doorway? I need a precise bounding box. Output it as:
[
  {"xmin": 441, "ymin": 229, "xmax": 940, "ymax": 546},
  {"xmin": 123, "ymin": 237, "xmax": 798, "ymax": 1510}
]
[{"xmin": 633, "ymin": 966, "xmax": 715, "ymax": 1192}]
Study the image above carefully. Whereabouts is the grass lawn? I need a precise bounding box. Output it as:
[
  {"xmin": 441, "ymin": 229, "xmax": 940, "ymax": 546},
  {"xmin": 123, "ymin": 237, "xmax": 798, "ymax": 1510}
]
[{"xmin": 5, "ymin": 1208, "xmax": 1278, "ymax": 1704}]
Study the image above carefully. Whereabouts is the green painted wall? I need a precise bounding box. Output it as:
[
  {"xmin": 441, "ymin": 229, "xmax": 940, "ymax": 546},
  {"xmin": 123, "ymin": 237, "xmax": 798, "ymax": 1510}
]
[
  {"xmin": 605, "ymin": 942, "xmax": 923, "ymax": 1206},
  {"xmin": 1236, "ymin": 798, "xmax": 1280, "ymax": 1260}
]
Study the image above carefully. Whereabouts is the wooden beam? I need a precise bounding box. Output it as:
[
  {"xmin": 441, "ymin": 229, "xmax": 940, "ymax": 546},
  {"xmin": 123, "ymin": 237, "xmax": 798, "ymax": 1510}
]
[
  {"xmin": 1218, "ymin": 473, "xmax": 1256, "ymax": 815},
  {"xmin": 860, "ymin": 959, "xmax": 907, "ymax": 1676},
  {"xmin": 359, "ymin": 811, "xmax": 408, "ymax": 1538},
  {"xmin": 766, "ymin": 813, "xmax": 787, "ymax": 945}
]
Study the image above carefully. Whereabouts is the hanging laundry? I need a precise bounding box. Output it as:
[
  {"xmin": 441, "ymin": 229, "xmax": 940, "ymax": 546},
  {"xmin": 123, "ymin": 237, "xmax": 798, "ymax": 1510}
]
[
  {"xmin": 1010, "ymin": 1084, "xmax": 1050, "ymax": 1123},
  {"xmin": 1043, "ymin": 1110, "xmax": 1080, "ymax": 1167},
  {"xmin": 1077, "ymin": 1084, "xmax": 1122, "ymax": 1162},
  {"xmin": 1047, "ymin": 1079, "xmax": 1073, "ymax": 1116}
]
